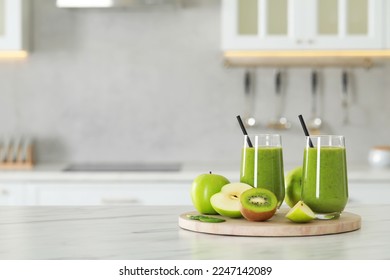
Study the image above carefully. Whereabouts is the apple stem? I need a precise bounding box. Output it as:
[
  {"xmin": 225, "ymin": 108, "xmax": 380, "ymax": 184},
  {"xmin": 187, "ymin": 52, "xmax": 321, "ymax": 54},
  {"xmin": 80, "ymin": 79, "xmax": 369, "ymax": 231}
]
[{"xmin": 209, "ymin": 171, "xmax": 212, "ymax": 174}]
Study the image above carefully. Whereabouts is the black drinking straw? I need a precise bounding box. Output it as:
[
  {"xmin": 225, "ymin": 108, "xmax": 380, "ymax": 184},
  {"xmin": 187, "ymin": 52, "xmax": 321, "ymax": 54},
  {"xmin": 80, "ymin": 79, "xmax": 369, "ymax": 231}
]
[
  {"xmin": 298, "ymin": 114, "xmax": 314, "ymax": 148},
  {"xmin": 236, "ymin": 115, "xmax": 253, "ymax": 148}
]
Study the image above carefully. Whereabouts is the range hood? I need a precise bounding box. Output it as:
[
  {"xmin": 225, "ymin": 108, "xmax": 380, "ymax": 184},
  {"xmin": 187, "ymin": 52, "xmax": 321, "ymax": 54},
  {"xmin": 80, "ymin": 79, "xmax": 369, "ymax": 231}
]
[{"xmin": 56, "ymin": 0, "xmax": 179, "ymax": 8}]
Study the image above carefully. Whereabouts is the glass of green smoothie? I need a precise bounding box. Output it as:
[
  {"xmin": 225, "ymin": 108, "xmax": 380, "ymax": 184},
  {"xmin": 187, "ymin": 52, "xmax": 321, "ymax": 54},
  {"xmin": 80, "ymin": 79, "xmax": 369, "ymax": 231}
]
[
  {"xmin": 301, "ymin": 135, "xmax": 349, "ymax": 220},
  {"xmin": 240, "ymin": 134, "xmax": 285, "ymax": 208}
]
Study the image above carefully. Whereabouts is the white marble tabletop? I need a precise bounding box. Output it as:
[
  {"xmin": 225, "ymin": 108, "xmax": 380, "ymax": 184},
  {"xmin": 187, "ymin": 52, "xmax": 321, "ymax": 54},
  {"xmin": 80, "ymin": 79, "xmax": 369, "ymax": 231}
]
[{"xmin": 0, "ymin": 204, "xmax": 388, "ymax": 260}]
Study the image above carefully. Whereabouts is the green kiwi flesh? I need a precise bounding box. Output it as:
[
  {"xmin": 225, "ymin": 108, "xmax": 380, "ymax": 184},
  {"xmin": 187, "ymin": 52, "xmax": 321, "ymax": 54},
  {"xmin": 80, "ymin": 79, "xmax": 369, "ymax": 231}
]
[{"xmin": 240, "ymin": 188, "xmax": 277, "ymax": 221}]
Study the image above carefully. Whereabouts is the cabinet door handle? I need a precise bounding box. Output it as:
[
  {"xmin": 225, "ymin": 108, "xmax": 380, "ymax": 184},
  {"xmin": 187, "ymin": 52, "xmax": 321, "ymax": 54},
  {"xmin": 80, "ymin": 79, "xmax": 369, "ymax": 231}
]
[
  {"xmin": 296, "ymin": 39, "xmax": 303, "ymax": 44},
  {"xmin": 307, "ymin": 39, "xmax": 315, "ymax": 44},
  {"xmin": 100, "ymin": 198, "xmax": 141, "ymax": 205}
]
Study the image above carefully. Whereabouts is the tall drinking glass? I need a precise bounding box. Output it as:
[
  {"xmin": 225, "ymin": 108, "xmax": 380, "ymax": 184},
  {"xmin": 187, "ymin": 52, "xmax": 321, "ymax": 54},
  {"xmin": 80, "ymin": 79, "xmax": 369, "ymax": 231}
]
[
  {"xmin": 240, "ymin": 134, "xmax": 285, "ymax": 208},
  {"xmin": 302, "ymin": 135, "xmax": 349, "ymax": 219}
]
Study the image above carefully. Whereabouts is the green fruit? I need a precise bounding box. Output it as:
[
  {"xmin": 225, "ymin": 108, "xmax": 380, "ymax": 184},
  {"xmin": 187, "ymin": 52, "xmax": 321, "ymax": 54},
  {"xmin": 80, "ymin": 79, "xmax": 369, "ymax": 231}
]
[
  {"xmin": 210, "ymin": 182, "xmax": 252, "ymax": 218},
  {"xmin": 285, "ymin": 201, "xmax": 315, "ymax": 223},
  {"xmin": 240, "ymin": 188, "xmax": 277, "ymax": 221},
  {"xmin": 285, "ymin": 166, "xmax": 303, "ymax": 208},
  {"xmin": 191, "ymin": 172, "xmax": 230, "ymax": 214},
  {"xmin": 186, "ymin": 215, "xmax": 226, "ymax": 223}
]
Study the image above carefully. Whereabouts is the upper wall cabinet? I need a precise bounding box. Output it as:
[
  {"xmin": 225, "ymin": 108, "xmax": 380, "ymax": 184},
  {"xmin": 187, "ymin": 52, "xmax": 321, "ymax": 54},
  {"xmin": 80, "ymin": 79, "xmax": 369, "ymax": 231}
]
[
  {"xmin": 387, "ymin": 0, "xmax": 390, "ymax": 48},
  {"xmin": 222, "ymin": 0, "xmax": 384, "ymax": 50},
  {"xmin": 0, "ymin": 0, "xmax": 29, "ymax": 52}
]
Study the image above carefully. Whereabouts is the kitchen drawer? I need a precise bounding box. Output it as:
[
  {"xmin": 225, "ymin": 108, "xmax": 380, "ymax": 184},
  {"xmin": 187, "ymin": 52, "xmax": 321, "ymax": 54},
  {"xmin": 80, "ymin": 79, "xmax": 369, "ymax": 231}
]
[
  {"xmin": 31, "ymin": 182, "xmax": 192, "ymax": 206},
  {"xmin": 0, "ymin": 183, "xmax": 26, "ymax": 205}
]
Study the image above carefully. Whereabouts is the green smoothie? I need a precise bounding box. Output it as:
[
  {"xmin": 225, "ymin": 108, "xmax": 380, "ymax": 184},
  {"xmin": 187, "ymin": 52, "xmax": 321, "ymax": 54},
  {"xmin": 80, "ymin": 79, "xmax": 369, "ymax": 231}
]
[
  {"xmin": 240, "ymin": 147, "xmax": 285, "ymax": 207},
  {"xmin": 302, "ymin": 147, "xmax": 348, "ymax": 214}
]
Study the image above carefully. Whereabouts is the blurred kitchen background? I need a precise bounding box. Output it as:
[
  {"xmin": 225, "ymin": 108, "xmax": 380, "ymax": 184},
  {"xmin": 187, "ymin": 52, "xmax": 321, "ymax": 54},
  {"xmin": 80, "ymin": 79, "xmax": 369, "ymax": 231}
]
[{"xmin": 1, "ymin": 0, "xmax": 390, "ymax": 167}]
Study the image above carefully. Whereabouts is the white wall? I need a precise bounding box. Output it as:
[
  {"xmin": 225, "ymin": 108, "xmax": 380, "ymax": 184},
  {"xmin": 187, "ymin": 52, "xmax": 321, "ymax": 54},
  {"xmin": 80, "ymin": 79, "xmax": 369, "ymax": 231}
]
[{"xmin": 0, "ymin": 0, "xmax": 388, "ymax": 166}]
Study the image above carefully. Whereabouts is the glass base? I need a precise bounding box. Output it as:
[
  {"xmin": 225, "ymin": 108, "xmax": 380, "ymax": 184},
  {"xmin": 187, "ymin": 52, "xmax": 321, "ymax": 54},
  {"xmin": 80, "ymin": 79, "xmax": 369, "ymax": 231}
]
[{"xmin": 315, "ymin": 212, "xmax": 341, "ymax": 220}]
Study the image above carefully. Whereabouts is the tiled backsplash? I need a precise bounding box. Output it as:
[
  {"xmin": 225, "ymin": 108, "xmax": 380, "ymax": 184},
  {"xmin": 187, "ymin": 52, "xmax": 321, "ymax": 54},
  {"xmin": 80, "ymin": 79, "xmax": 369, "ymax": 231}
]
[{"xmin": 0, "ymin": 0, "xmax": 389, "ymax": 166}]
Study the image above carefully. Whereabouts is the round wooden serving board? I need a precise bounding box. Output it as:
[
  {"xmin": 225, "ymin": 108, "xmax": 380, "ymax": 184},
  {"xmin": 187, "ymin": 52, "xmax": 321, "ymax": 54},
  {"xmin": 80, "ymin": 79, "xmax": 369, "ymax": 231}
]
[{"xmin": 178, "ymin": 209, "xmax": 361, "ymax": 237}]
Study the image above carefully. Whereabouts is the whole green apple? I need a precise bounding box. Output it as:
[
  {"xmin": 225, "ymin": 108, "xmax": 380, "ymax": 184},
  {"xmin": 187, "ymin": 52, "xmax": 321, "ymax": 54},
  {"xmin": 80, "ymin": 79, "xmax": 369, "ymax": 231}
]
[
  {"xmin": 191, "ymin": 172, "xmax": 230, "ymax": 214},
  {"xmin": 285, "ymin": 166, "xmax": 303, "ymax": 208}
]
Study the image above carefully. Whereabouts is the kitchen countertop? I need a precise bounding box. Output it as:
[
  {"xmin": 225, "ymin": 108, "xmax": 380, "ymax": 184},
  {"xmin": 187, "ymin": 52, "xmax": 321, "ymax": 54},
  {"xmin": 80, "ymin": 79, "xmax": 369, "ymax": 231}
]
[
  {"xmin": 0, "ymin": 162, "xmax": 390, "ymax": 182},
  {"xmin": 0, "ymin": 204, "xmax": 388, "ymax": 260},
  {"xmin": 0, "ymin": 162, "xmax": 232, "ymax": 182}
]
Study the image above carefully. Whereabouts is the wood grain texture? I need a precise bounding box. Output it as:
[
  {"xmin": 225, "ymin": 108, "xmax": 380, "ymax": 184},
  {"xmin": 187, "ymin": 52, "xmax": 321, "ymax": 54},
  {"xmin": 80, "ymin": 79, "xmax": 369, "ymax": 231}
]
[{"xmin": 178, "ymin": 209, "xmax": 361, "ymax": 237}]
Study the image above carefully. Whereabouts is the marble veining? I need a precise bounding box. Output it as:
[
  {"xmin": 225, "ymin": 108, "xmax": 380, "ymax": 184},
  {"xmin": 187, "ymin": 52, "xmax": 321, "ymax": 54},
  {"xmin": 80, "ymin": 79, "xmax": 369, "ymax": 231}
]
[{"xmin": 0, "ymin": 204, "xmax": 389, "ymax": 260}]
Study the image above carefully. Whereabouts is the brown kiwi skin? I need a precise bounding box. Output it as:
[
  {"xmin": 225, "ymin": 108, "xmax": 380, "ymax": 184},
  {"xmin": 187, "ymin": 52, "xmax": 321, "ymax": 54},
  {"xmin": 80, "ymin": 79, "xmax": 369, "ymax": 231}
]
[
  {"xmin": 240, "ymin": 205, "xmax": 276, "ymax": 222},
  {"xmin": 240, "ymin": 188, "xmax": 277, "ymax": 221}
]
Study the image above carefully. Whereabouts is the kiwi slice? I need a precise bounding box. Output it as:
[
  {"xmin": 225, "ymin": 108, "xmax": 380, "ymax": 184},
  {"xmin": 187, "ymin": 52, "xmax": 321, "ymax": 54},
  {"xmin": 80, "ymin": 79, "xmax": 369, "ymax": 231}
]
[{"xmin": 240, "ymin": 188, "xmax": 278, "ymax": 221}]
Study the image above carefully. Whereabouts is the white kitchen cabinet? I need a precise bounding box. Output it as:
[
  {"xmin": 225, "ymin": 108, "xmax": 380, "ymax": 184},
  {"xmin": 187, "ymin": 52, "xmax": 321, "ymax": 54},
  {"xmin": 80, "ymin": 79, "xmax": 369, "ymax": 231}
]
[
  {"xmin": 387, "ymin": 0, "xmax": 390, "ymax": 48},
  {"xmin": 0, "ymin": 183, "xmax": 26, "ymax": 205},
  {"xmin": 0, "ymin": 0, "xmax": 29, "ymax": 51},
  {"xmin": 29, "ymin": 182, "xmax": 192, "ymax": 206},
  {"xmin": 222, "ymin": 0, "xmax": 384, "ymax": 50}
]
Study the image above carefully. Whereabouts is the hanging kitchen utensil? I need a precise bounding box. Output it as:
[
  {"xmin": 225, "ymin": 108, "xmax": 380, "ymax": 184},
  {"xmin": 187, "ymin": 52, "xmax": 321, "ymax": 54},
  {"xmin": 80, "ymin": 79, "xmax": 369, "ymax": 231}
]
[
  {"xmin": 267, "ymin": 69, "xmax": 291, "ymax": 130},
  {"xmin": 243, "ymin": 68, "xmax": 257, "ymax": 127},
  {"xmin": 0, "ymin": 136, "xmax": 34, "ymax": 169},
  {"xmin": 308, "ymin": 70, "xmax": 322, "ymax": 134},
  {"xmin": 0, "ymin": 137, "xmax": 9, "ymax": 163},
  {"xmin": 346, "ymin": 70, "xmax": 368, "ymax": 126},
  {"xmin": 341, "ymin": 70, "xmax": 349, "ymax": 125}
]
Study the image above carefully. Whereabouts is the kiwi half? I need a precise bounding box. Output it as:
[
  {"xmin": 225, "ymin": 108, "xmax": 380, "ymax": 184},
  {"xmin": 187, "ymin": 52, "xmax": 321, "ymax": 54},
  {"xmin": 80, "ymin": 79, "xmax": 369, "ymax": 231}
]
[{"xmin": 240, "ymin": 188, "xmax": 278, "ymax": 221}]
